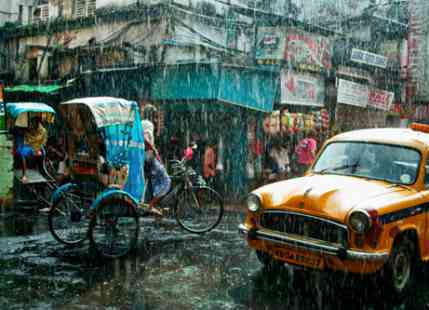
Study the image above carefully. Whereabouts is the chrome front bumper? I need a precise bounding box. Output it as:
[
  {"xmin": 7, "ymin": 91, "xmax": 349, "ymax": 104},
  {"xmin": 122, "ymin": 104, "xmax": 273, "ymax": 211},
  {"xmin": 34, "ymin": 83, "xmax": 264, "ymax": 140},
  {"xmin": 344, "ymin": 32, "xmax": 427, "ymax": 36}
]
[{"xmin": 238, "ymin": 224, "xmax": 389, "ymax": 262}]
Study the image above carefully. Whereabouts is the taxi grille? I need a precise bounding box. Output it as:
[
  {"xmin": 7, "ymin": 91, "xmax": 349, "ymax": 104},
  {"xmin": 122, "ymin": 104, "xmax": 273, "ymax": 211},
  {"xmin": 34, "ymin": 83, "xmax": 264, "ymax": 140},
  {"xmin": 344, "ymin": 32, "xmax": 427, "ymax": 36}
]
[{"xmin": 260, "ymin": 211, "xmax": 348, "ymax": 247}]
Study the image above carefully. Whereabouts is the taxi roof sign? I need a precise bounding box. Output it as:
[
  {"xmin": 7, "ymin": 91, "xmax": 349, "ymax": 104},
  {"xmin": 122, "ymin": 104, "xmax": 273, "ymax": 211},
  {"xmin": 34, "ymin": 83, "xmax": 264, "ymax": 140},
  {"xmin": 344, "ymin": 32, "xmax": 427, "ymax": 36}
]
[{"xmin": 410, "ymin": 122, "xmax": 429, "ymax": 133}]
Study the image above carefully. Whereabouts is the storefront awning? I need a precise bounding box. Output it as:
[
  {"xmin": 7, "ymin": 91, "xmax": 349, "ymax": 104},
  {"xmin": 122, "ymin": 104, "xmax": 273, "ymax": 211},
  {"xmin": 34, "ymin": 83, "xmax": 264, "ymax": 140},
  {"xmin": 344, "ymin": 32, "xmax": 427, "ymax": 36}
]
[
  {"xmin": 151, "ymin": 64, "xmax": 277, "ymax": 113},
  {"xmin": 5, "ymin": 85, "xmax": 64, "ymax": 94}
]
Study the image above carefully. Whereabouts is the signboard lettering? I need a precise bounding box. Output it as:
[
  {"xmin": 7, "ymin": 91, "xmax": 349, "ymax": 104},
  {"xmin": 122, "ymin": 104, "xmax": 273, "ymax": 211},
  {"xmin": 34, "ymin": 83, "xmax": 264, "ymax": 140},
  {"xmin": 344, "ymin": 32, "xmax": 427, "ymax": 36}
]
[
  {"xmin": 337, "ymin": 79, "xmax": 368, "ymax": 107},
  {"xmin": 351, "ymin": 48, "xmax": 387, "ymax": 69},
  {"xmin": 368, "ymin": 89, "xmax": 394, "ymax": 111}
]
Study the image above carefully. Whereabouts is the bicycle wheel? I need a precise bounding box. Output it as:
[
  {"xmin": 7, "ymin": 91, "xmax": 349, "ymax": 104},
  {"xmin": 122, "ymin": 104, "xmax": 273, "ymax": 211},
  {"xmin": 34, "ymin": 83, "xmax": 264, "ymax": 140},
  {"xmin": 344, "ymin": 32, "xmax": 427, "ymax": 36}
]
[
  {"xmin": 175, "ymin": 186, "xmax": 224, "ymax": 234},
  {"xmin": 89, "ymin": 197, "xmax": 139, "ymax": 259},
  {"xmin": 48, "ymin": 189, "xmax": 91, "ymax": 245}
]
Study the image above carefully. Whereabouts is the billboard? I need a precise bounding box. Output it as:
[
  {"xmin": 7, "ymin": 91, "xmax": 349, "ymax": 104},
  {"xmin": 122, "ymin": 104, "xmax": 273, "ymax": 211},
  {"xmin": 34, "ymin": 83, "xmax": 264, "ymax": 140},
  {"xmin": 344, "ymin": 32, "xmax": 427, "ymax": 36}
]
[
  {"xmin": 281, "ymin": 70, "xmax": 325, "ymax": 107},
  {"xmin": 255, "ymin": 27, "xmax": 286, "ymax": 64},
  {"xmin": 284, "ymin": 28, "xmax": 332, "ymax": 70}
]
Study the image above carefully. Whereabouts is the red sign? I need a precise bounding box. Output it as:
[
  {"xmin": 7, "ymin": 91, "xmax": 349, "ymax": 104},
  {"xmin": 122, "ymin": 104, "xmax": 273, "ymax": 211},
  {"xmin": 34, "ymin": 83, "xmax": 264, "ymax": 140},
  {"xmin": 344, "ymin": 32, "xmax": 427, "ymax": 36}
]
[
  {"xmin": 368, "ymin": 89, "xmax": 394, "ymax": 111},
  {"xmin": 285, "ymin": 29, "xmax": 332, "ymax": 70}
]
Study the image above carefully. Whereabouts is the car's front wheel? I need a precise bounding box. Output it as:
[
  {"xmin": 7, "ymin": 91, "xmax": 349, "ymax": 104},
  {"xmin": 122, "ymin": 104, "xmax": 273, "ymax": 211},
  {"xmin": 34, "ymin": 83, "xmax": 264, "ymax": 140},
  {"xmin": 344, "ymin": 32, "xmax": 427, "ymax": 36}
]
[{"xmin": 383, "ymin": 236, "xmax": 416, "ymax": 297}]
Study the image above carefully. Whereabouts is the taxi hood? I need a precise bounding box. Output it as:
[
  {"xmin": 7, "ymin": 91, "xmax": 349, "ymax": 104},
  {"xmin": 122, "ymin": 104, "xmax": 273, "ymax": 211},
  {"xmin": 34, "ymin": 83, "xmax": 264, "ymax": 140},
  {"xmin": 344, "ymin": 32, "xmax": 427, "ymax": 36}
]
[{"xmin": 253, "ymin": 174, "xmax": 414, "ymax": 222}]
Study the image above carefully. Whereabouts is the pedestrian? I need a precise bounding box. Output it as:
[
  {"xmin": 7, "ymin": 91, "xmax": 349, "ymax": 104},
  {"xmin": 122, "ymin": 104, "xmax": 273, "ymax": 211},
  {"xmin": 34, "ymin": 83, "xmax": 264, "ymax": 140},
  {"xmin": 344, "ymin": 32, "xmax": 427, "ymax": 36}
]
[
  {"xmin": 294, "ymin": 130, "xmax": 317, "ymax": 176},
  {"xmin": 269, "ymin": 141, "xmax": 290, "ymax": 181},
  {"xmin": 140, "ymin": 120, "xmax": 171, "ymax": 216},
  {"xmin": 141, "ymin": 119, "xmax": 155, "ymax": 147},
  {"xmin": 203, "ymin": 140, "xmax": 217, "ymax": 187}
]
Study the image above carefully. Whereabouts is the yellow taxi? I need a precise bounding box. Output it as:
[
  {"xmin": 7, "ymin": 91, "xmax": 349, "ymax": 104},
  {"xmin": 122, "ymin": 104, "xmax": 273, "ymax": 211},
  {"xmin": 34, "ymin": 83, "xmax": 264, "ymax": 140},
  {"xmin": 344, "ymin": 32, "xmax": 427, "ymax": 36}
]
[{"xmin": 240, "ymin": 124, "xmax": 429, "ymax": 296}]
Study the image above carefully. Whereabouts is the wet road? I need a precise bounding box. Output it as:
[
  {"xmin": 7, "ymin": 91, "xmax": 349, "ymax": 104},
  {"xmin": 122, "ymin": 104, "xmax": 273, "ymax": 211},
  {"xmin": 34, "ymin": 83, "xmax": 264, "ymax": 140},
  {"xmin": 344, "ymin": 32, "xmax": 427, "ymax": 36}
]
[{"xmin": 2, "ymin": 210, "xmax": 429, "ymax": 309}]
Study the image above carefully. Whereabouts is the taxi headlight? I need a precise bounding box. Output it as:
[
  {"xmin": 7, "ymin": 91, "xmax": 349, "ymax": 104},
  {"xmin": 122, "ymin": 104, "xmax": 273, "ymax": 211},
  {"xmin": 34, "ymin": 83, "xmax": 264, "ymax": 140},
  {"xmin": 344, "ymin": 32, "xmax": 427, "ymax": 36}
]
[
  {"xmin": 348, "ymin": 210, "xmax": 372, "ymax": 234},
  {"xmin": 247, "ymin": 194, "xmax": 261, "ymax": 212}
]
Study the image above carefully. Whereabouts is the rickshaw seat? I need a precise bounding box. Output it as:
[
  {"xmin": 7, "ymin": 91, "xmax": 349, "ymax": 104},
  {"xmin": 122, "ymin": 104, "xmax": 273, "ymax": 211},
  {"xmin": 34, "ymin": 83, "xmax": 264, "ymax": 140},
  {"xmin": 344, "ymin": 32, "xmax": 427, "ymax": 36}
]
[{"xmin": 15, "ymin": 169, "xmax": 47, "ymax": 184}]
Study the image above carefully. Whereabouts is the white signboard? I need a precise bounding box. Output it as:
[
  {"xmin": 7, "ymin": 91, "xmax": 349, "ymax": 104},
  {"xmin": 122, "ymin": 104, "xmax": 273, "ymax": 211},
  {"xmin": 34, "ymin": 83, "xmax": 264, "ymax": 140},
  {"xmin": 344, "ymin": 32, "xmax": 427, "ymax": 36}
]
[
  {"xmin": 337, "ymin": 79, "xmax": 368, "ymax": 107},
  {"xmin": 351, "ymin": 48, "xmax": 387, "ymax": 69}
]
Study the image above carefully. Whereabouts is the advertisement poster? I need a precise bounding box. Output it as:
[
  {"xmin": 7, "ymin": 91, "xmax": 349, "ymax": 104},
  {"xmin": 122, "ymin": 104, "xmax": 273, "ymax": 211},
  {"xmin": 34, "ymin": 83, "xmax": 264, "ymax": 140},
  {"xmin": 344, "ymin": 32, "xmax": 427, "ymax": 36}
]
[
  {"xmin": 368, "ymin": 89, "xmax": 394, "ymax": 111},
  {"xmin": 284, "ymin": 28, "xmax": 332, "ymax": 70},
  {"xmin": 337, "ymin": 79, "xmax": 368, "ymax": 108},
  {"xmin": 255, "ymin": 27, "xmax": 286, "ymax": 63},
  {"xmin": 281, "ymin": 70, "xmax": 325, "ymax": 107}
]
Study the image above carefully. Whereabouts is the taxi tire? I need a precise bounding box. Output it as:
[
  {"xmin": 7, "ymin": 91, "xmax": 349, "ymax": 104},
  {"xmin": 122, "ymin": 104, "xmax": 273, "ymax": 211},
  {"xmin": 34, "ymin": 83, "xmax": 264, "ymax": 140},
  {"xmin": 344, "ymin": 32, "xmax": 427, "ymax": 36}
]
[
  {"xmin": 383, "ymin": 236, "xmax": 416, "ymax": 298},
  {"xmin": 256, "ymin": 250, "xmax": 284, "ymax": 271}
]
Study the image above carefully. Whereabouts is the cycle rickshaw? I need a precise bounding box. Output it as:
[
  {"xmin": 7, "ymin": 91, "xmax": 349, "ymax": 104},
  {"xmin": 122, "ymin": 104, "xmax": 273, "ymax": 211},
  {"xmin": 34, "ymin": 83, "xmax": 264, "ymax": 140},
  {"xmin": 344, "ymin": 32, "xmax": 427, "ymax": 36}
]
[
  {"xmin": 48, "ymin": 97, "xmax": 224, "ymax": 259},
  {"xmin": 5, "ymin": 102, "xmax": 57, "ymax": 210}
]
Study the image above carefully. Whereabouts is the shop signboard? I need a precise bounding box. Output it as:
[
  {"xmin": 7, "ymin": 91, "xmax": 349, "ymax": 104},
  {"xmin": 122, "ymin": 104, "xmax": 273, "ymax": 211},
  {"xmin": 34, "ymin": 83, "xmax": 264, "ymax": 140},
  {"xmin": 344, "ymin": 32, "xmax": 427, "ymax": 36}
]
[
  {"xmin": 280, "ymin": 70, "xmax": 325, "ymax": 107},
  {"xmin": 368, "ymin": 89, "xmax": 394, "ymax": 111},
  {"xmin": 336, "ymin": 65, "xmax": 372, "ymax": 83},
  {"xmin": 337, "ymin": 79, "xmax": 368, "ymax": 108},
  {"xmin": 255, "ymin": 27, "xmax": 286, "ymax": 64},
  {"xmin": 284, "ymin": 28, "xmax": 332, "ymax": 70},
  {"xmin": 350, "ymin": 48, "xmax": 387, "ymax": 69}
]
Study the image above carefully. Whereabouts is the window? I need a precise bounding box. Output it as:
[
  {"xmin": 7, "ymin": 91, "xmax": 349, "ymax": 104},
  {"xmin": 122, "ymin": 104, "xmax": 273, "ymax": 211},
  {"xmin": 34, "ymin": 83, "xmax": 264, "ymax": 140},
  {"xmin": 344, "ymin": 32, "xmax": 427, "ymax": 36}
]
[
  {"xmin": 28, "ymin": 6, "xmax": 33, "ymax": 24},
  {"xmin": 87, "ymin": 0, "xmax": 96, "ymax": 16},
  {"xmin": 313, "ymin": 142, "xmax": 421, "ymax": 185},
  {"xmin": 33, "ymin": 4, "xmax": 49, "ymax": 23},
  {"xmin": 18, "ymin": 5, "xmax": 23, "ymax": 24},
  {"xmin": 73, "ymin": 0, "xmax": 96, "ymax": 18}
]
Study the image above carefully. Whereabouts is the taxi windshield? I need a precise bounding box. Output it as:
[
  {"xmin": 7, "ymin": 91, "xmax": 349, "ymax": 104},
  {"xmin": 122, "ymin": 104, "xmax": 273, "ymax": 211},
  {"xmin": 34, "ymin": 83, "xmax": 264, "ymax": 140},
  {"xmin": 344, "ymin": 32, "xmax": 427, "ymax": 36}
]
[{"xmin": 313, "ymin": 142, "xmax": 421, "ymax": 185}]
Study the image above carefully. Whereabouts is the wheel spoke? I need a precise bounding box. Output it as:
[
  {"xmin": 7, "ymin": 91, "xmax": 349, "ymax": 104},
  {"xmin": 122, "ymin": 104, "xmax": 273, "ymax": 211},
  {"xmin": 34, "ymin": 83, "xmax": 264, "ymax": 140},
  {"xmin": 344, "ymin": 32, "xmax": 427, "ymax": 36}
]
[
  {"xmin": 175, "ymin": 187, "xmax": 223, "ymax": 234},
  {"xmin": 89, "ymin": 199, "xmax": 139, "ymax": 259},
  {"xmin": 49, "ymin": 190, "xmax": 91, "ymax": 245}
]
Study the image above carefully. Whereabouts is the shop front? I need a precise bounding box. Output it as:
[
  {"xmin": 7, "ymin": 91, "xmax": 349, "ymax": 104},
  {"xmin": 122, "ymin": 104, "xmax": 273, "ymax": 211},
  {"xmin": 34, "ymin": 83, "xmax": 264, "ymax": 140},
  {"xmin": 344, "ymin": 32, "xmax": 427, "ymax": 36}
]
[
  {"xmin": 255, "ymin": 25, "xmax": 334, "ymax": 181},
  {"xmin": 150, "ymin": 63, "xmax": 277, "ymax": 201}
]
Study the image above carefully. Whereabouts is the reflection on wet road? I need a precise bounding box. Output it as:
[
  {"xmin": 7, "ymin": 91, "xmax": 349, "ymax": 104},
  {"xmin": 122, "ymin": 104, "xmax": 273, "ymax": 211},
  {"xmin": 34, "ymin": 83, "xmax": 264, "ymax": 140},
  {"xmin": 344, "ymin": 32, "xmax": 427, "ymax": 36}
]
[{"xmin": 1, "ymin": 210, "xmax": 429, "ymax": 309}]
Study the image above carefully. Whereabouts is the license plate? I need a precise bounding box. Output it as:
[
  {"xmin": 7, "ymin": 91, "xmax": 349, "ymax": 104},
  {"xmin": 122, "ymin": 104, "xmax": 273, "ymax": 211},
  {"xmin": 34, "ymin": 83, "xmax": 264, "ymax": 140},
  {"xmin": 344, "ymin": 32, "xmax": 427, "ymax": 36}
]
[{"xmin": 266, "ymin": 244, "xmax": 324, "ymax": 269}]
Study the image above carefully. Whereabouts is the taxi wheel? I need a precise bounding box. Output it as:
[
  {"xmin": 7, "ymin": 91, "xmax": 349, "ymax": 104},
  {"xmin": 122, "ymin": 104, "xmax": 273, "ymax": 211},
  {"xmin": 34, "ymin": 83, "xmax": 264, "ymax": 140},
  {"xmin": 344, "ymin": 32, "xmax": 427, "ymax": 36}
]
[
  {"xmin": 256, "ymin": 250, "xmax": 284, "ymax": 271},
  {"xmin": 384, "ymin": 237, "xmax": 416, "ymax": 297}
]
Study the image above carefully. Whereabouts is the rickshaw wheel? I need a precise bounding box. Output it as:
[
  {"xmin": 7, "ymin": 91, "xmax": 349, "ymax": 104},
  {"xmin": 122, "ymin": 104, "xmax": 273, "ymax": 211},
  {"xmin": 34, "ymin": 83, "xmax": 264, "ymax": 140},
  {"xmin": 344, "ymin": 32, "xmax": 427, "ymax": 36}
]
[
  {"xmin": 89, "ymin": 197, "xmax": 139, "ymax": 259},
  {"xmin": 48, "ymin": 189, "xmax": 90, "ymax": 246}
]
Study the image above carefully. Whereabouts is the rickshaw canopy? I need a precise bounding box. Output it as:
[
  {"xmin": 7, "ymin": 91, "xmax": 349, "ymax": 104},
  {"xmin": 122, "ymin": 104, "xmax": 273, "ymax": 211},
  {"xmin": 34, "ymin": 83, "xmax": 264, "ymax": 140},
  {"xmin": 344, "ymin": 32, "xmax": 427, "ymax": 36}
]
[
  {"xmin": 60, "ymin": 97, "xmax": 146, "ymax": 202},
  {"xmin": 6, "ymin": 102, "xmax": 56, "ymax": 126},
  {"xmin": 60, "ymin": 97, "xmax": 135, "ymax": 128}
]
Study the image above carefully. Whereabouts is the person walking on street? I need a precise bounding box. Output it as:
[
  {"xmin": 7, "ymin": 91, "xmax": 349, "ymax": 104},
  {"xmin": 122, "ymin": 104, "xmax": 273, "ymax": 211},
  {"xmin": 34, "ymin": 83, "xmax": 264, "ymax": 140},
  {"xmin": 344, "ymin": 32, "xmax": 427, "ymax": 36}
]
[
  {"xmin": 203, "ymin": 141, "xmax": 217, "ymax": 187},
  {"xmin": 269, "ymin": 141, "xmax": 290, "ymax": 181},
  {"xmin": 140, "ymin": 120, "xmax": 170, "ymax": 216},
  {"xmin": 295, "ymin": 130, "xmax": 317, "ymax": 176}
]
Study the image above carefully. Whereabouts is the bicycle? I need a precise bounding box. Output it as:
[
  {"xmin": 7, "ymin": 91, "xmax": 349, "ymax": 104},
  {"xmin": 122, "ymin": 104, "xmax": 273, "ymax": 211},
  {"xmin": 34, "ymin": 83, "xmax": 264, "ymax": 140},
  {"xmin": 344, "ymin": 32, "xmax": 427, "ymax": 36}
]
[{"xmin": 88, "ymin": 158, "xmax": 224, "ymax": 259}]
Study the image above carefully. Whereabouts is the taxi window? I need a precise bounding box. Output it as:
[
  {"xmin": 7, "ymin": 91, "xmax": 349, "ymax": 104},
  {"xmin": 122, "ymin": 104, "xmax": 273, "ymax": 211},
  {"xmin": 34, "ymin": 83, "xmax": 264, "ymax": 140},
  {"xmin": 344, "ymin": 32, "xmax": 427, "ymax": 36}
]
[{"xmin": 313, "ymin": 142, "xmax": 421, "ymax": 185}]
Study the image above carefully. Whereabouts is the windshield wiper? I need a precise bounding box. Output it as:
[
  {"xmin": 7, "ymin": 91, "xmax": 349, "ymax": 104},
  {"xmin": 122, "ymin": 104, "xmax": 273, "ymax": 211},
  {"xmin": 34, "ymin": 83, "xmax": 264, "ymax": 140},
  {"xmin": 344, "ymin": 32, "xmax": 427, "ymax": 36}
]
[
  {"xmin": 316, "ymin": 162, "xmax": 360, "ymax": 175},
  {"xmin": 387, "ymin": 183, "xmax": 416, "ymax": 192}
]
